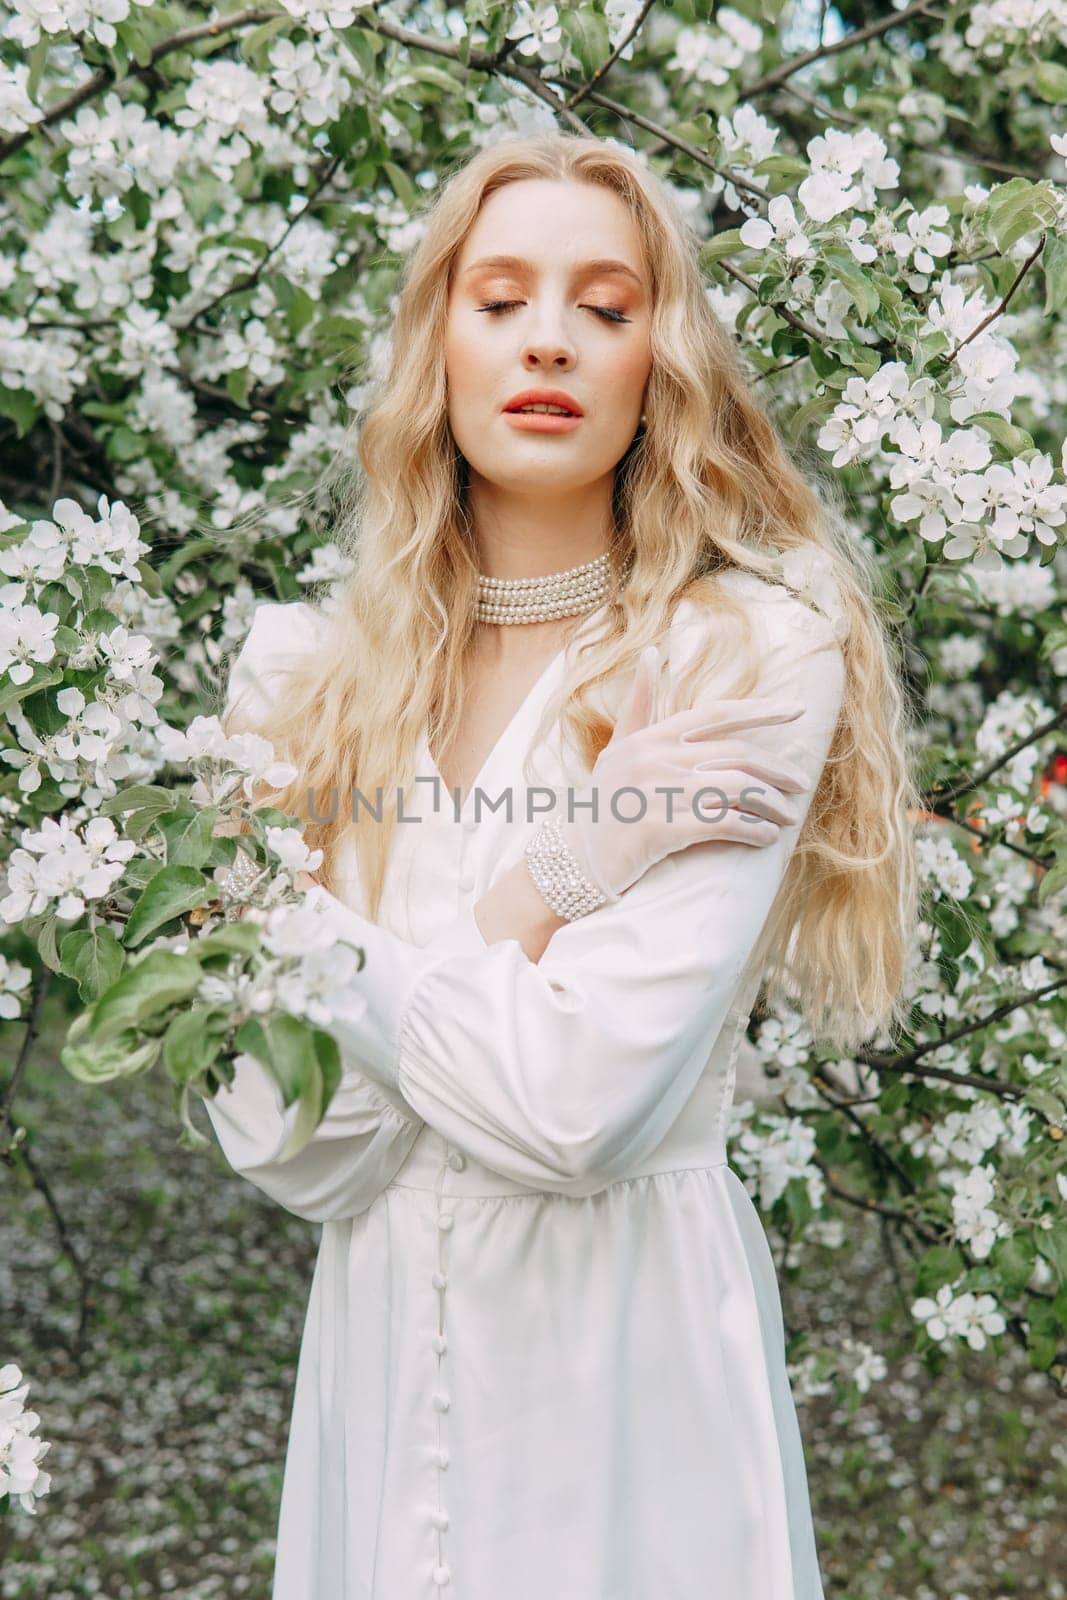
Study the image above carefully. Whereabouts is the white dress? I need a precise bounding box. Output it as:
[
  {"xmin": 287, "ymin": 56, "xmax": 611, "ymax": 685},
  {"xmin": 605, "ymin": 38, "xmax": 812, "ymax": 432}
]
[{"xmin": 202, "ymin": 570, "xmax": 845, "ymax": 1600}]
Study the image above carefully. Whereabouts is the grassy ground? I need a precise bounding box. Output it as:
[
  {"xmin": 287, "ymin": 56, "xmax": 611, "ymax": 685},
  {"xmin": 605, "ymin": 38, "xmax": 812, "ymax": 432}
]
[{"xmin": 1, "ymin": 995, "xmax": 1063, "ymax": 1599}]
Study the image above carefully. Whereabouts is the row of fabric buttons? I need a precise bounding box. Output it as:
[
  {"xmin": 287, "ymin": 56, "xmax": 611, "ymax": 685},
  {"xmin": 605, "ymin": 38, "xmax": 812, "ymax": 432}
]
[{"xmin": 429, "ymin": 1139, "xmax": 465, "ymax": 1586}]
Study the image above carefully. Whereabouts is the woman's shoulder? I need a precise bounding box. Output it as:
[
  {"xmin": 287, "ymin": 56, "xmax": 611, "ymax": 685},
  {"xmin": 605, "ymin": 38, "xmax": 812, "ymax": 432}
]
[
  {"xmin": 224, "ymin": 598, "xmax": 323, "ymax": 719},
  {"xmin": 672, "ymin": 561, "xmax": 846, "ymax": 660},
  {"xmin": 663, "ymin": 564, "xmax": 848, "ymax": 717},
  {"xmin": 233, "ymin": 598, "xmax": 323, "ymax": 674}
]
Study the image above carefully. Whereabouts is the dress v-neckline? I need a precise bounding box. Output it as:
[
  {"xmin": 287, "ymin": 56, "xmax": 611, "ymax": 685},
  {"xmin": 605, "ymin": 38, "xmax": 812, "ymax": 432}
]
[{"xmin": 419, "ymin": 603, "xmax": 607, "ymax": 815}]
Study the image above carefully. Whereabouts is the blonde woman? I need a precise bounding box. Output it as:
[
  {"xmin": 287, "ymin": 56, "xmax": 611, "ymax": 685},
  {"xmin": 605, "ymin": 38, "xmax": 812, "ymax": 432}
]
[{"xmin": 203, "ymin": 133, "xmax": 919, "ymax": 1599}]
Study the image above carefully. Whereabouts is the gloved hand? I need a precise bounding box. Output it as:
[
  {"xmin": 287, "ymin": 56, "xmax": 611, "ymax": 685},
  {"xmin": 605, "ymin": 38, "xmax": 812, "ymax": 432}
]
[{"xmin": 557, "ymin": 645, "xmax": 814, "ymax": 904}]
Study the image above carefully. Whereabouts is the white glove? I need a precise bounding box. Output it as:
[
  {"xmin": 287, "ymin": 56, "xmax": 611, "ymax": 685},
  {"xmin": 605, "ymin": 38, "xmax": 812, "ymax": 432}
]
[{"xmin": 557, "ymin": 645, "xmax": 813, "ymax": 903}]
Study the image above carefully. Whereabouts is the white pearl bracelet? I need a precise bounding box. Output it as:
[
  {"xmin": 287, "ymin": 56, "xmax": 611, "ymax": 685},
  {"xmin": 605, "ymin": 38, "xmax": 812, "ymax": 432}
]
[{"xmin": 523, "ymin": 817, "xmax": 609, "ymax": 921}]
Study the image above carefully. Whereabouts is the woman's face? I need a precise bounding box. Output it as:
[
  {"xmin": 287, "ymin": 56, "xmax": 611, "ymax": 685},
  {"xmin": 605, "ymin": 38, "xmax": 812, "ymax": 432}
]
[{"xmin": 444, "ymin": 178, "xmax": 652, "ymax": 499}]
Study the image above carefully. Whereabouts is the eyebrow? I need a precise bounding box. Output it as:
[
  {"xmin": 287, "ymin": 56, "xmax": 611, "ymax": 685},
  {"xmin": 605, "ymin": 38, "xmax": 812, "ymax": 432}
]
[{"xmin": 461, "ymin": 253, "xmax": 644, "ymax": 288}]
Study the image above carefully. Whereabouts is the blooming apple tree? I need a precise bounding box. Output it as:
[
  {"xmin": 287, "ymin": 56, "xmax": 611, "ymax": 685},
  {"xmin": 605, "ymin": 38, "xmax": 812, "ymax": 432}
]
[{"xmin": 1, "ymin": 0, "xmax": 1067, "ymax": 1514}]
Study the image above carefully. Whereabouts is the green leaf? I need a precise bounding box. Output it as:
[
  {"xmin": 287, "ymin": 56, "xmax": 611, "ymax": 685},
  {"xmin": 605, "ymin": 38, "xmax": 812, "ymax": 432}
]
[
  {"xmin": 26, "ymin": 36, "xmax": 49, "ymax": 100},
  {"xmin": 671, "ymin": 118, "xmax": 715, "ymax": 149},
  {"xmin": 1041, "ymin": 233, "xmax": 1067, "ymax": 316},
  {"xmin": 700, "ymin": 228, "xmax": 745, "ymax": 266},
  {"xmin": 991, "ymin": 1232, "xmax": 1036, "ymax": 1293},
  {"xmin": 821, "ymin": 250, "xmax": 880, "ymax": 323},
  {"xmin": 981, "ymin": 177, "xmax": 1060, "ymax": 253},
  {"xmin": 786, "ymin": 391, "xmax": 837, "ymax": 444},
  {"xmin": 770, "ymin": 326, "xmax": 810, "ymax": 361},
  {"xmin": 1038, "ymin": 855, "xmax": 1067, "ymax": 906},
  {"xmin": 35, "ymin": 914, "xmax": 62, "ymax": 974},
  {"xmin": 58, "ymin": 925, "xmax": 126, "ymax": 1003},
  {"xmin": 61, "ymin": 1014, "xmax": 161, "ymax": 1084},
  {"xmin": 136, "ymin": 558, "xmax": 162, "ymax": 598},
  {"xmin": 915, "ymin": 1244, "xmax": 966, "ymax": 1295},
  {"xmin": 0, "ymin": 662, "xmax": 64, "ymax": 718},
  {"xmin": 163, "ymin": 1006, "xmax": 231, "ymax": 1084},
  {"xmin": 81, "ymin": 401, "xmax": 131, "ymax": 422},
  {"xmin": 115, "ymin": 14, "xmax": 155, "ymax": 68},
  {"xmin": 1034, "ymin": 60, "xmax": 1067, "ymax": 103},
  {"xmin": 123, "ymin": 805, "xmax": 177, "ymax": 845},
  {"xmin": 381, "ymin": 159, "xmax": 418, "ymax": 214},
  {"xmin": 1036, "ymin": 825, "xmax": 1067, "ymax": 915},
  {"xmin": 88, "ymin": 950, "xmax": 204, "ymax": 1042},
  {"xmin": 226, "ymin": 368, "xmax": 253, "ymax": 408},
  {"xmin": 275, "ymin": 1027, "xmax": 342, "ymax": 1161},
  {"xmin": 239, "ymin": 12, "xmax": 293, "ymax": 67},
  {"xmin": 154, "ymin": 803, "xmax": 219, "ymax": 869},
  {"xmin": 915, "ymin": 742, "xmax": 959, "ymax": 790},
  {"xmin": 878, "ymin": 1080, "xmax": 910, "ymax": 1116},
  {"xmin": 175, "ymin": 1080, "xmax": 213, "ymax": 1152},
  {"xmin": 122, "ymin": 865, "xmax": 213, "ymax": 949},
  {"xmin": 35, "ymin": 582, "xmax": 74, "ymax": 622},
  {"xmin": 750, "ymin": 155, "xmax": 809, "ymax": 183},
  {"xmin": 932, "ymin": 896, "xmax": 977, "ymax": 959},
  {"xmin": 407, "ymin": 62, "xmax": 465, "ymax": 95},
  {"xmin": 0, "ymin": 387, "xmax": 42, "ymax": 439},
  {"xmin": 968, "ymin": 412, "xmax": 1035, "ymax": 455},
  {"xmin": 1035, "ymin": 1222, "xmax": 1067, "ymax": 1287},
  {"xmin": 99, "ymin": 783, "xmax": 174, "ymax": 816},
  {"xmin": 560, "ymin": 8, "xmax": 611, "ymax": 75},
  {"xmin": 235, "ymin": 1012, "xmax": 315, "ymax": 1108},
  {"xmin": 53, "ymin": 624, "xmax": 83, "ymax": 654},
  {"xmin": 338, "ymin": 25, "xmax": 383, "ymax": 77},
  {"xmin": 195, "ymin": 921, "xmax": 262, "ymax": 959},
  {"xmin": 1022, "ymin": 1085, "xmax": 1066, "ymax": 1126},
  {"xmin": 313, "ymin": 314, "xmax": 366, "ymax": 353},
  {"xmin": 838, "ymin": 344, "xmax": 882, "ymax": 378},
  {"xmin": 157, "ymin": 540, "xmax": 216, "ymax": 585},
  {"xmin": 782, "ymin": 1177, "xmax": 814, "ymax": 1230},
  {"xmin": 287, "ymin": 284, "xmax": 317, "ymax": 338},
  {"xmin": 325, "ymin": 101, "xmax": 369, "ymax": 157},
  {"xmin": 1028, "ymin": 1335, "xmax": 1059, "ymax": 1370},
  {"xmin": 107, "ymin": 425, "xmax": 145, "ymax": 463},
  {"xmin": 808, "ymin": 343, "xmax": 842, "ymax": 381},
  {"xmin": 82, "ymin": 606, "xmax": 123, "ymax": 633},
  {"xmin": 70, "ymin": 565, "xmax": 114, "ymax": 614},
  {"xmin": 119, "ymin": 856, "xmax": 161, "ymax": 893}
]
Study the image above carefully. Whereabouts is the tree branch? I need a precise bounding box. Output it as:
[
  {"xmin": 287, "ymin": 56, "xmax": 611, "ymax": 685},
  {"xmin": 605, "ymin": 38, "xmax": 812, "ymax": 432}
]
[
  {"xmin": 0, "ymin": 8, "xmax": 282, "ymax": 166},
  {"xmin": 562, "ymin": 0, "xmax": 658, "ymax": 111},
  {"xmin": 938, "ymin": 232, "xmax": 1047, "ymax": 367},
  {"xmin": 740, "ymin": 0, "xmax": 945, "ymax": 101}
]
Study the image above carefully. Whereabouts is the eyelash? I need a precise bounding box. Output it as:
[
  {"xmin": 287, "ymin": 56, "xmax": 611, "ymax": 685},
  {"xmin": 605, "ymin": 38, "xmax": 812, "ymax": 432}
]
[{"xmin": 477, "ymin": 299, "xmax": 631, "ymax": 325}]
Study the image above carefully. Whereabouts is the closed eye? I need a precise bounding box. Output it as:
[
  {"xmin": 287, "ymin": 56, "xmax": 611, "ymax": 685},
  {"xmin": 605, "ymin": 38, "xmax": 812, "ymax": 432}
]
[{"xmin": 477, "ymin": 300, "xmax": 631, "ymax": 324}]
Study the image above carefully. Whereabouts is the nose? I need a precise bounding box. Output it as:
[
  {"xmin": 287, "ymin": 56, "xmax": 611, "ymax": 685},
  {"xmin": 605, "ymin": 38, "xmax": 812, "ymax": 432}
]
[
  {"xmin": 521, "ymin": 305, "xmax": 577, "ymax": 371},
  {"xmin": 522, "ymin": 339, "xmax": 576, "ymax": 371}
]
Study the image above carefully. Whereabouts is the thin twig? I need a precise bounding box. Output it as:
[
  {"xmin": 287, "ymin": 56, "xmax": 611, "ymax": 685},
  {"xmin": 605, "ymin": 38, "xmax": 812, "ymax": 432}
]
[
  {"xmin": 924, "ymin": 704, "xmax": 1067, "ymax": 807},
  {"xmin": 938, "ymin": 233, "xmax": 1047, "ymax": 366},
  {"xmin": 740, "ymin": 0, "xmax": 945, "ymax": 101},
  {"xmin": 562, "ymin": 0, "xmax": 658, "ymax": 111}
]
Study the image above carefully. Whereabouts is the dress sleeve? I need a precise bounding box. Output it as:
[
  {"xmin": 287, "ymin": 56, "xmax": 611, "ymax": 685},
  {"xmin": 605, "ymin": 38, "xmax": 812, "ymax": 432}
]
[
  {"xmin": 306, "ymin": 585, "xmax": 847, "ymax": 1199},
  {"xmin": 198, "ymin": 600, "xmax": 425, "ymax": 1223}
]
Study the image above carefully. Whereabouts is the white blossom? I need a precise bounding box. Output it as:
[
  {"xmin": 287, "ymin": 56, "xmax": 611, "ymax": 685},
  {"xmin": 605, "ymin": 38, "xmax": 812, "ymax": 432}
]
[
  {"xmin": 0, "ymin": 1363, "xmax": 52, "ymax": 1514},
  {"xmin": 0, "ymin": 814, "xmax": 136, "ymax": 923},
  {"xmin": 912, "ymin": 1280, "xmax": 1005, "ymax": 1350},
  {"xmin": 0, "ymin": 954, "xmax": 32, "ymax": 1020}
]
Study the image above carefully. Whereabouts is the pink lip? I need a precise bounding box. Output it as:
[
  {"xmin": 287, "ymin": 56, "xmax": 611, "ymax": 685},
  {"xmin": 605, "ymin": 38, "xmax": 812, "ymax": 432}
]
[
  {"xmin": 502, "ymin": 388, "xmax": 584, "ymax": 417},
  {"xmin": 503, "ymin": 411, "xmax": 583, "ymax": 434}
]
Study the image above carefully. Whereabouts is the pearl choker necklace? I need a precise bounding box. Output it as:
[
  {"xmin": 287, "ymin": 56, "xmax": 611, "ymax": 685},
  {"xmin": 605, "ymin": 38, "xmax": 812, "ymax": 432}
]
[{"xmin": 476, "ymin": 550, "xmax": 632, "ymax": 625}]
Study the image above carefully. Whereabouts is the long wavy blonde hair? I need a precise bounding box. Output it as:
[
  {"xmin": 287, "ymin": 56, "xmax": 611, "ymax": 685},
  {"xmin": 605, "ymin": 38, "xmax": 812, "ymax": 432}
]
[{"xmin": 217, "ymin": 131, "xmax": 923, "ymax": 1056}]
